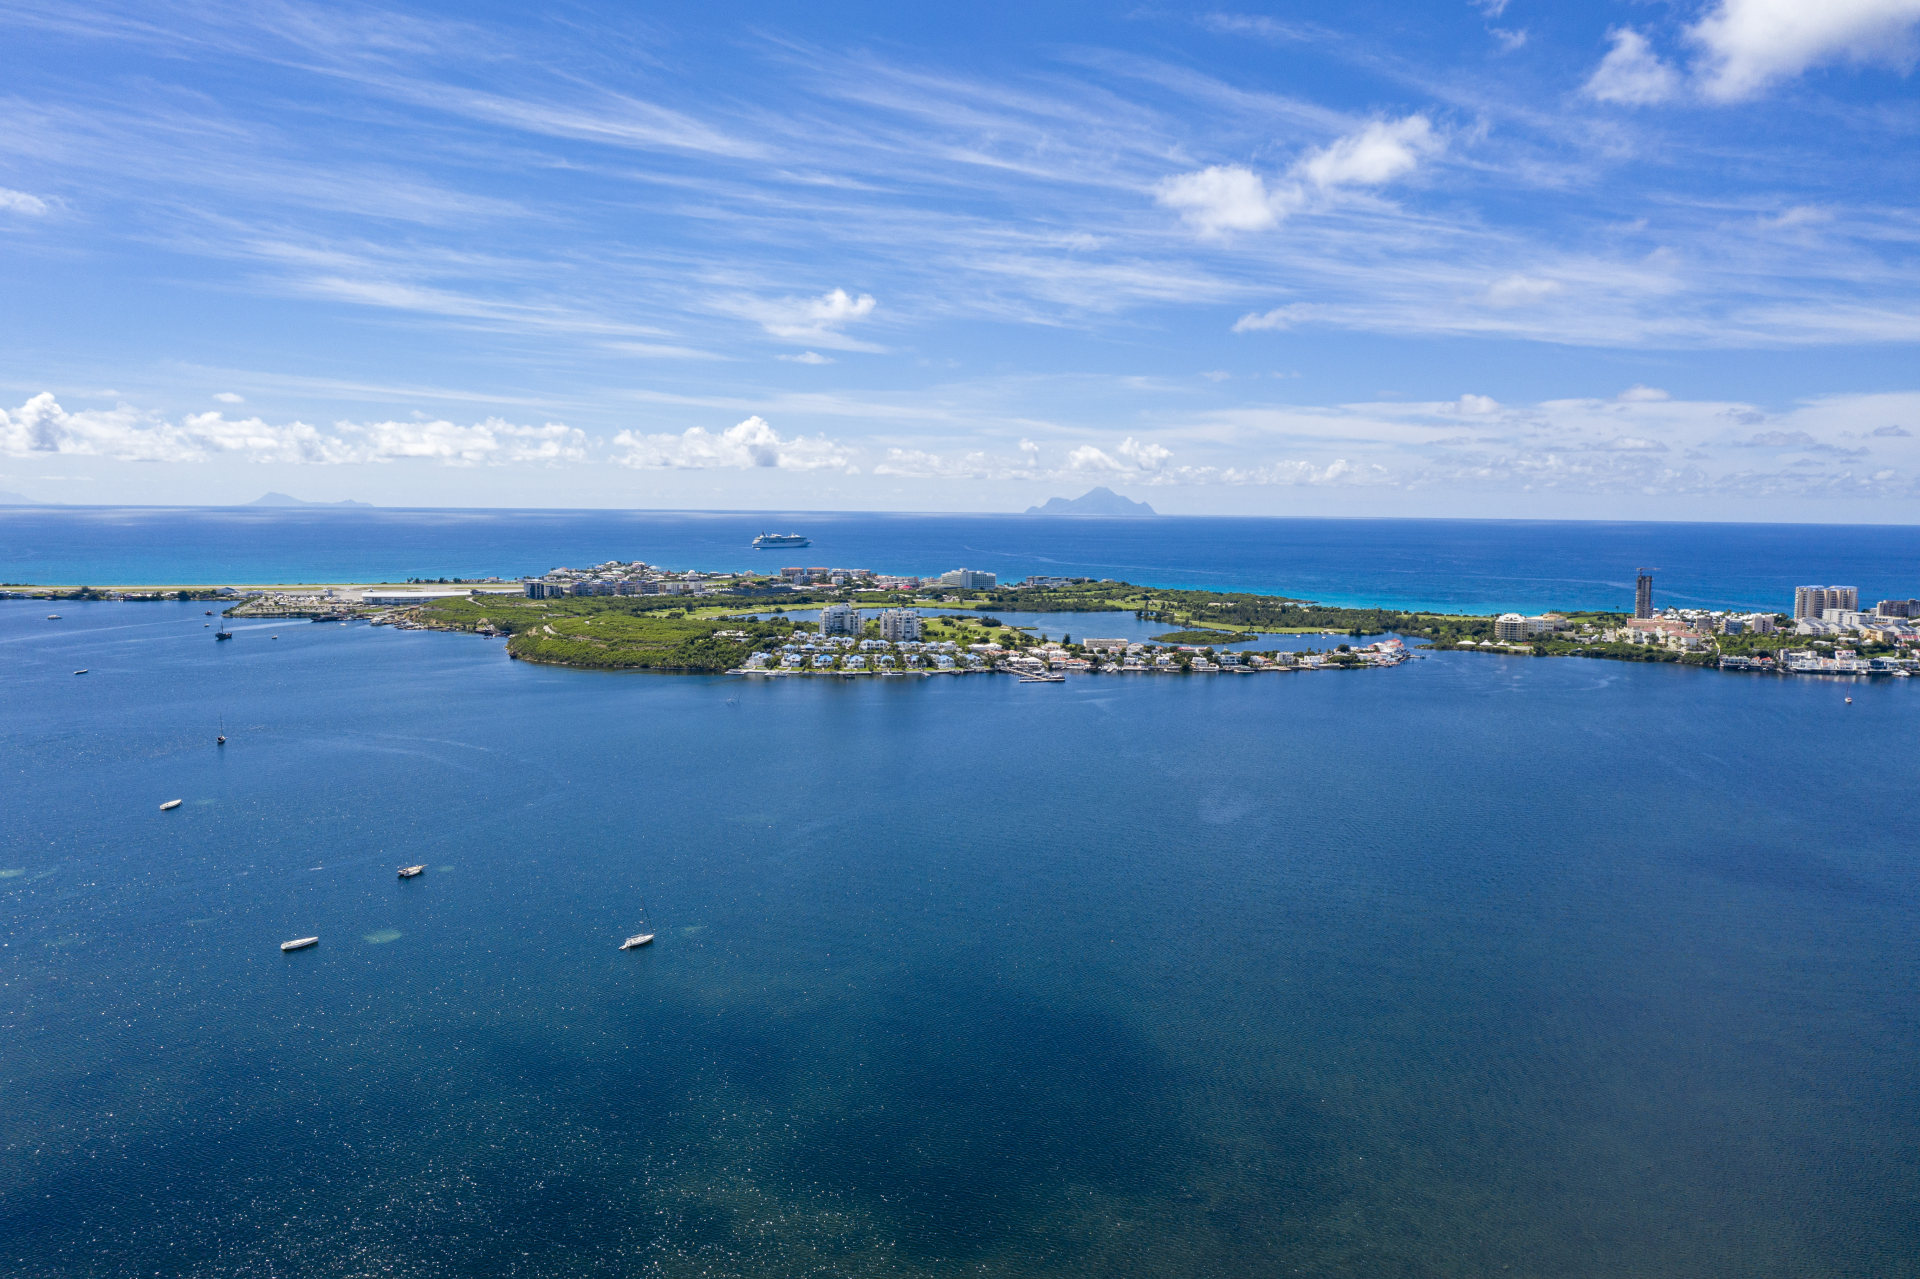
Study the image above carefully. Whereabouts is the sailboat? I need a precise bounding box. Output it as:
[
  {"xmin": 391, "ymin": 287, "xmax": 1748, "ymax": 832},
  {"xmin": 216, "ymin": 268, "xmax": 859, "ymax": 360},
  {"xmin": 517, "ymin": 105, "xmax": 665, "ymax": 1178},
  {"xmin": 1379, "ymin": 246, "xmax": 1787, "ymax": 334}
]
[
  {"xmin": 217, "ymin": 714, "xmax": 227, "ymax": 746},
  {"xmin": 619, "ymin": 897, "xmax": 656, "ymax": 949}
]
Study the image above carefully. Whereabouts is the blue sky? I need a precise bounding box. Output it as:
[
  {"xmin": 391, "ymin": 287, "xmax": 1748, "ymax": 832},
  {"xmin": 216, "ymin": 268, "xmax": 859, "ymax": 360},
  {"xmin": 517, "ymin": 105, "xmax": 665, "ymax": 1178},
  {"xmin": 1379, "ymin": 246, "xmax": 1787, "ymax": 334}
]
[{"xmin": 2, "ymin": 0, "xmax": 1918, "ymax": 517}]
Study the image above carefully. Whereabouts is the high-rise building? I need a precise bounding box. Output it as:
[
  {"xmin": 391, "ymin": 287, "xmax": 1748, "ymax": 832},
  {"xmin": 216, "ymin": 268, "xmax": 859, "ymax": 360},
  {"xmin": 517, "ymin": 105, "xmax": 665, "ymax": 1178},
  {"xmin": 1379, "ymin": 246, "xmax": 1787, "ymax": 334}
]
[
  {"xmin": 1634, "ymin": 572, "xmax": 1654, "ymax": 619},
  {"xmin": 877, "ymin": 608, "xmax": 922, "ymax": 642},
  {"xmin": 937, "ymin": 568, "xmax": 997, "ymax": 589},
  {"xmin": 819, "ymin": 603, "xmax": 862, "ymax": 636},
  {"xmin": 1794, "ymin": 585, "xmax": 1858, "ymax": 620}
]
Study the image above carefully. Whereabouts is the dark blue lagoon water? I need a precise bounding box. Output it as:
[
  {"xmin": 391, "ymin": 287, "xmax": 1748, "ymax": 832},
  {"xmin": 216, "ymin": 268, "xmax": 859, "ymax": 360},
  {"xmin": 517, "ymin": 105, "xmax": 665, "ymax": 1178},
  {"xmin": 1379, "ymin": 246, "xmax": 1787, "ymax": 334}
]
[
  {"xmin": 5, "ymin": 600, "xmax": 1920, "ymax": 1278},
  {"xmin": 5, "ymin": 506, "xmax": 1920, "ymax": 612}
]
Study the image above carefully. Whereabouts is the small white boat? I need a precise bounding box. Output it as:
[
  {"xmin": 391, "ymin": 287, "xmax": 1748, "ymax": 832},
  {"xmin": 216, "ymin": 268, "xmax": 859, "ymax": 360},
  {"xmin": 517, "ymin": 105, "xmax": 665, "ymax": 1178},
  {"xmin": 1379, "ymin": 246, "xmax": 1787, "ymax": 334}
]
[
  {"xmin": 397, "ymin": 864, "xmax": 425, "ymax": 878},
  {"xmin": 74, "ymin": 669, "xmax": 88, "ymax": 675},
  {"xmin": 280, "ymin": 936, "xmax": 319, "ymax": 952},
  {"xmin": 619, "ymin": 934, "xmax": 655, "ymax": 950},
  {"xmin": 159, "ymin": 799, "xmax": 183, "ymax": 811},
  {"xmin": 47, "ymin": 614, "xmax": 61, "ymax": 620}
]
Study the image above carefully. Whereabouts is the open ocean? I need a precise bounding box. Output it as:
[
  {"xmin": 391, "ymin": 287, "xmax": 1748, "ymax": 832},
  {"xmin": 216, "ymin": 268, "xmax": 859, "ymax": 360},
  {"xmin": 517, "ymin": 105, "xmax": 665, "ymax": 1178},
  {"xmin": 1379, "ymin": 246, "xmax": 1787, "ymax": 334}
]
[
  {"xmin": 4, "ymin": 513, "xmax": 1920, "ymax": 1277},
  {"xmin": 3, "ymin": 506, "xmax": 1919, "ymax": 612}
]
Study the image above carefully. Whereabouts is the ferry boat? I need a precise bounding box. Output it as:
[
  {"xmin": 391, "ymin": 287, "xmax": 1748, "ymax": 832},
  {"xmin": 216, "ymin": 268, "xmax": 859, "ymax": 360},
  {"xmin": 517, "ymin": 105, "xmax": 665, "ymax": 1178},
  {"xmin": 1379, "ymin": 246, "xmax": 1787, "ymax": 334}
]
[
  {"xmin": 751, "ymin": 531, "xmax": 810, "ymax": 549},
  {"xmin": 159, "ymin": 799, "xmax": 183, "ymax": 811},
  {"xmin": 280, "ymin": 936, "xmax": 319, "ymax": 952},
  {"xmin": 620, "ymin": 933, "xmax": 655, "ymax": 949},
  {"xmin": 397, "ymin": 865, "xmax": 425, "ymax": 878}
]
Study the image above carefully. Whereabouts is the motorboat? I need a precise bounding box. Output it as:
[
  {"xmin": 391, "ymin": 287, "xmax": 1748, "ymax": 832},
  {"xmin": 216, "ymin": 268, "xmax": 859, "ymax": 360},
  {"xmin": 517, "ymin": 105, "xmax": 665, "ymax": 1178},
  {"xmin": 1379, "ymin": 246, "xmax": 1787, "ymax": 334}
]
[
  {"xmin": 159, "ymin": 799, "xmax": 183, "ymax": 811},
  {"xmin": 280, "ymin": 936, "xmax": 319, "ymax": 952},
  {"xmin": 620, "ymin": 933, "xmax": 655, "ymax": 949},
  {"xmin": 47, "ymin": 614, "xmax": 60, "ymax": 620},
  {"xmin": 398, "ymin": 865, "xmax": 425, "ymax": 878},
  {"xmin": 74, "ymin": 669, "xmax": 88, "ymax": 675}
]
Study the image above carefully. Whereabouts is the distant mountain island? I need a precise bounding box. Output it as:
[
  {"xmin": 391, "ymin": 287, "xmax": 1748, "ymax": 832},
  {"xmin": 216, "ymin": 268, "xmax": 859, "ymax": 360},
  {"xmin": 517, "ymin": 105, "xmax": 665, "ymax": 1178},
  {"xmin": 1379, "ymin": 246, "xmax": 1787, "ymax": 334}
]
[
  {"xmin": 1024, "ymin": 486, "xmax": 1156, "ymax": 518},
  {"xmin": 0, "ymin": 489, "xmax": 46, "ymax": 505},
  {"xmin": 248, "ymin": 492, "xmax": 373, "ymax": 508}
]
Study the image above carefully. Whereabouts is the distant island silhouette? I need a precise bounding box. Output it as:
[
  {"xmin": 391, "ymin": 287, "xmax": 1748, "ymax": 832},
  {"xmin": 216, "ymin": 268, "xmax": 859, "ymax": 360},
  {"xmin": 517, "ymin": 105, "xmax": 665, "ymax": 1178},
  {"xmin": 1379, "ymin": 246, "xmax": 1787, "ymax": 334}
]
[
  {"xmin": 248, "ymin": 492, "xmax": 373, "ymax": 508},
  {"xmin": 1025, "ymin": 486, "xmax": 1156, "ymax": 517},
  {"xmin": 0, "ymin": 489, "xmax": 47, "ymax": 505}
]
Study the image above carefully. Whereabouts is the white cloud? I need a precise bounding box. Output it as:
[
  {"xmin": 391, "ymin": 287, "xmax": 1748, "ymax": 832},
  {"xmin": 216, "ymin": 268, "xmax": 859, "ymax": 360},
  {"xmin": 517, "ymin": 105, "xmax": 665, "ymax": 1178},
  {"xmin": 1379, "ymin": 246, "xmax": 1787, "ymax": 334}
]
[
  {"xmin": 1154, "ymin": 164, "xmax": 1293, "ymax": 236},
  {"xmin": 1157, "ymin": 115, "xmax": 1440, "ymax": 239},
  {"xmin": 1690, "ymin": 0, "xmax": 1920, "ymax": 101},
  {"xmin": 1485, "ymin": 274, "xmax": 1565, "ymax": 307},
  {"xmin": 1618, "ymin": 385, "xmax": 1671, "ymax": 402},
  {"xmin": 778, "ymin": 351, "xmax": 835, "ymax": 365},
  {"xmin": 1067, "ymin": 444, "xmax": 1126, "ymax": 472},
  {"xmin": 1456, "ymin": 394, "xmax": 1501, "ymax": 415},
  {"xmin": 1474, "ymin": 0, "xmax": 1511, "ymax": 17},
  {"xmin": 1490, "ymin": 28, "xmax": 1529, "ymax": 53},
  {"xmin": 0, "ymin": 393, "xmax": 584, "ymax": 465},
  {"xmin": 1298, "ymin": 115, "xmax": 1441, "ymax": 189},
  {"xmin": 1231, "ymin": 304, "xmax": 1321, "ymax": 333},
  {"xmin": 1584, "ymin": 28, "xmax": 1680, "ymax": 105},
  {"xmin": 1119, "ymin": 436, "xmax": 1171, "ymax": 469},
  {"xmin": 0, "ymin": 187, "xmax": 50, "ymax": 216},
  {"xmin": 213, "ymin": 391, "xmax": 245, "ymax": 403},
  {"xmin": 611, "ymin": 415, "xmax": 856, "ymax": 471},
  {"xmin": 724, "ymin": 288, "xmax": 880, "ymax": 350}
]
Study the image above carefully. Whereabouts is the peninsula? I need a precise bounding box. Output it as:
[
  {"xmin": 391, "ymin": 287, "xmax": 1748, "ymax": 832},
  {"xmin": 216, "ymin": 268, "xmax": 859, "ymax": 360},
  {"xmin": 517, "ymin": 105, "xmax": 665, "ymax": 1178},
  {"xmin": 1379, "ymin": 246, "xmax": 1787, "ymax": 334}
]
[{"xmin": 8, "ymin": 561, "xmax": 1914, "ymax": 680}]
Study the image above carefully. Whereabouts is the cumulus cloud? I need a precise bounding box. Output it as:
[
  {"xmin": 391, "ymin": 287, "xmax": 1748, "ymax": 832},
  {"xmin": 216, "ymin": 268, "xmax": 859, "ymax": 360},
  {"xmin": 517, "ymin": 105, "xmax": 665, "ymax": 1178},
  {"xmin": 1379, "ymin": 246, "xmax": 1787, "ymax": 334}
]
[
  {"xmin": 1156, "ymin": 115, "xmax": 1441, "ymax": 238},
  {"xmin": 1872, "ymin": 423, "xmax": 1912, "ymax": 436},
  {"xmin": 726, "ymin": 288, "xmax": 879, "ymax": 350},
  {"xmin": 1455, "ymin": 394, "xmax": 1501, "ymax": 415},
  {"xmin": 1154, "ymin": 165, "xmax": 1294, "ymax": 236},
  {"xmin": 1298, "ymin": 115, "xmax": 1441, "ymax": 189},
  {"xmin": 611, "ymin": 415, "xmax": 855, "ymax": 471},
  {"xmin": 1067, "ymin": 444, "xmax": 1126, "ymax": 472},
  {"xmin": 0, "ymin": 393, "xmax": 584, "ymax": 465},
  {"xmin": 1585, "ymin": 28, "xmax": 1680, "ymax": 104},
  {"xmin": 1689, "ymin": 0, "xmax": 1920, "ymax": 101},
  {"xmin": 1119, "ymin": 437, "xmax": 1171, "ymax": 469},
  {"xmin": 0, "ymin": 187, "xmax": 50, "ymax": 216}
]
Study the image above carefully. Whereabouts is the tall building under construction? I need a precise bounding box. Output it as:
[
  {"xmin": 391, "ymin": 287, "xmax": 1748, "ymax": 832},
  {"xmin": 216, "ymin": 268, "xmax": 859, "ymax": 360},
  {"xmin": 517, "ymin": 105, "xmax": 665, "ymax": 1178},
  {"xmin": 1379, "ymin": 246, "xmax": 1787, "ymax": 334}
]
[{"xmin": 1634, "ymin": 571, "xmax": 1654, "ymax": 619}]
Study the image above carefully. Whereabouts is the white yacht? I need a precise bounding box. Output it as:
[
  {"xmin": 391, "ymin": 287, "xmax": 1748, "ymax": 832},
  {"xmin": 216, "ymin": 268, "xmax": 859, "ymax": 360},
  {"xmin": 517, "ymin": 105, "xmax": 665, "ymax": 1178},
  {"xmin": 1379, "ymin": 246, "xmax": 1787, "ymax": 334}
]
[
  {"xmin": 280, "ymin": 936, "xmax": 319, "ymax": 952},
  {"xmin": 159, "ymin": 799, "xmax": 183, "ymax": 811},
  {"xmin": 620, "ymin": 933, "xmax": 655, "ymax": 949}
]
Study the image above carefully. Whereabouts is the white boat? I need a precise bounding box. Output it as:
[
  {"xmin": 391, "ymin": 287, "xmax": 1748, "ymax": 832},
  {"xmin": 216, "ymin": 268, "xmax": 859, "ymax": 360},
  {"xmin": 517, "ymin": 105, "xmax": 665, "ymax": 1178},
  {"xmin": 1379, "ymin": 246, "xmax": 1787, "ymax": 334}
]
[
  {"xmin": 397, "ymin": 864, "xmax": 425, "ymax": 878},
  {"xmin": 159, "ymin": 799, "xmax": 183, "ymax": 811},
  {"xmin": 280, "ymin": 936, "xmax": 319, "ymax": 952},
  {"xmin": 620, "ymin": 933, "xmax": 654, "ymax": 949},
  {"xmin": 74, "ymin": 669, "xmax": 88, "ymax": 675},
  {"xmin": 47, "ymin": 614, "xmax": 61, "ymax": 620}
]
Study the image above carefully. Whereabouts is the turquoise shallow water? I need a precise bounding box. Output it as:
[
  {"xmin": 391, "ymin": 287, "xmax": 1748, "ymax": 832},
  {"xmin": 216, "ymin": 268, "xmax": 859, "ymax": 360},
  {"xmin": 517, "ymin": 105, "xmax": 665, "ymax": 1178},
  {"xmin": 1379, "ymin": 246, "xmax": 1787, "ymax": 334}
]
[
  {"xmin": 4, "ymin": 601, "xmax": 1920, "ymax": 1277},
  {"xmin": 6, "ymin": 507, "xmax": 1920, "ymax": 613}
]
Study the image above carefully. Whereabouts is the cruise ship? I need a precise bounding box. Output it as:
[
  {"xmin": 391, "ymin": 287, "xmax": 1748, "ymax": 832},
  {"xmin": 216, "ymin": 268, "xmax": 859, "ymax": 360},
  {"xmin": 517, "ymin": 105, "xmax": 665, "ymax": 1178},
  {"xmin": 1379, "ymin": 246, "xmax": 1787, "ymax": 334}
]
[{"xmin": 751, "ymin": 531, "xmax": 810, "ymax": 549}]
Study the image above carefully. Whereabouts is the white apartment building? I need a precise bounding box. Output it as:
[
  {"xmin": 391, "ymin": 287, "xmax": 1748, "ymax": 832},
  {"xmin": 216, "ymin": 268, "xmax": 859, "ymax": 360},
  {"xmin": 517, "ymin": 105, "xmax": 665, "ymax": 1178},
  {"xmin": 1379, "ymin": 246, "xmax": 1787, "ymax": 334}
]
[
  {"xmin": 878, "ymin": 608, "xmax": 923, "ymax": 642},
  {"xmin": 936, "ymin": 568, "xmax": 997, "ymax": 589},
  {"xmin": 1794, "ymin": 585, "xmax": 1858, "ymax": 620},
  {"xmin": 819, "ymin": 603, "xmax": 862, "ymax": 636}
]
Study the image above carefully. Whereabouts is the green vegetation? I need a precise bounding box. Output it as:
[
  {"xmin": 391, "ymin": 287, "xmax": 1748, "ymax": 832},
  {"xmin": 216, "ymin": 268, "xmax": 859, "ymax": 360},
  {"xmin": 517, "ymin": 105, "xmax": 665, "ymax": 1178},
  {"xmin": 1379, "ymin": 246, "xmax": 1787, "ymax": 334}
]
[
  {"xmin": 1153, "ymin": 629, "xmax": 1255, "ymax": 644},
  {"xmin": 415, "ymin": 595, "xmax": 794, "ymax": 672}
]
